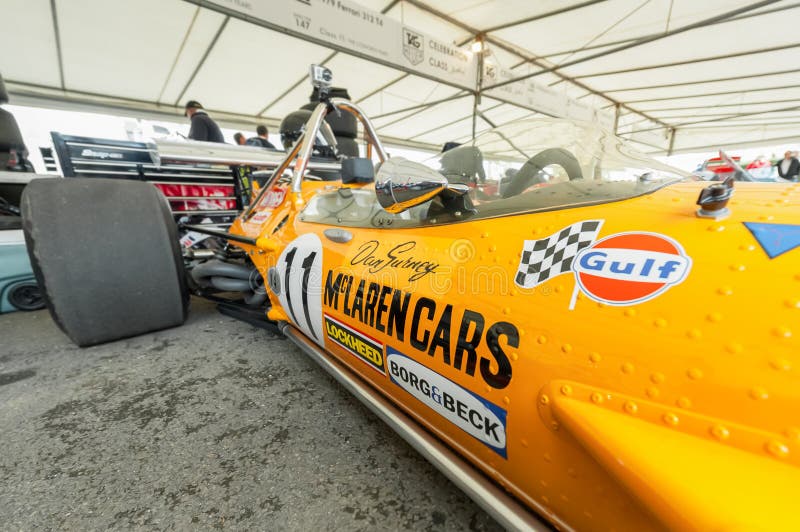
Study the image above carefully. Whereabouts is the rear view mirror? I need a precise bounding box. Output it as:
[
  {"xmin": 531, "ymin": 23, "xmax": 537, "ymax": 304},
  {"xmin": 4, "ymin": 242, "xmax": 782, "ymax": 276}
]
[{"xmin": 375, "ymin": 157, "xmax": 448, "ymax": 213}]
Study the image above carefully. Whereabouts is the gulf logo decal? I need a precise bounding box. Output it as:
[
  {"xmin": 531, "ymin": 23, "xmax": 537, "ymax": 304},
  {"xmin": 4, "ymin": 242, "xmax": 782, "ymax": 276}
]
[
  {"xmin": 573, "ymin": 232, "xmax": 692, "ymax": 306},
  {"xmin": 515, "ymin": 221, "xmax": 692, "ymax": 308}
]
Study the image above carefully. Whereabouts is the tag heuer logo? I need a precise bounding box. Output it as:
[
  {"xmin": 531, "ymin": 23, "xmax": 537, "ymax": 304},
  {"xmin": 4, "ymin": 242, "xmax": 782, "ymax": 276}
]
[{"xmin": 403, "ymin": 27, "xmax": 424, "ymax": 66}]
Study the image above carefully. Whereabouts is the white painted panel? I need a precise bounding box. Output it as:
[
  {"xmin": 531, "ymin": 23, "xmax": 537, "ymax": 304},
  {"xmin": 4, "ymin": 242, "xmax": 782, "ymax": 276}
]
[
  {"xmin": 158, "ymin": 7, "xmax": 227, "ymax": 105},
  {"xmin": 0, "ymin": 0, "xmax": 60, "ymax": 86},
  {"xmin": 58, "ymin": 0, "xmax": 197, "ymax": 101}
]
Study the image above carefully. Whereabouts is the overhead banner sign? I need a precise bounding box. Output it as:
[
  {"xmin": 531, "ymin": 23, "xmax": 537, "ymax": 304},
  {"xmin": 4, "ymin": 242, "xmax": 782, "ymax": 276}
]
[
  {"xmin": 482, "ymin": 62, "xmax": 616, "ymax": 132},
  {"xmin": 206, "ymin": 0, "xmax": 478, "ymax": 89}
]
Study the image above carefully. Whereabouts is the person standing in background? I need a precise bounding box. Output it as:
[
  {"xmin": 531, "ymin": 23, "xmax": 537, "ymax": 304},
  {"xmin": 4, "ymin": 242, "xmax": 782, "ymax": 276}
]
[
  {"xmin": 233, "ymin": 132, "xmax": 246, "ymax": 145},
  {"xmin": 776, "ymin": 150, "xmax": 800, "ymax": 181},
  {"xmin": 184, "ymin": 100, "xmax": 224, "ymax": 143},
  {"xmin": 246, "ymin": 125, "xmax": 276, "ymax": 149}
]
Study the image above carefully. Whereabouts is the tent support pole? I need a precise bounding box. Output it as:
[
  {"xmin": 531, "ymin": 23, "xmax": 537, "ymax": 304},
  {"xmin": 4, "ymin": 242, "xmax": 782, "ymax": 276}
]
[{"xmin": 667, "ymin": 128, "xmax": 677, "ymax": 156}]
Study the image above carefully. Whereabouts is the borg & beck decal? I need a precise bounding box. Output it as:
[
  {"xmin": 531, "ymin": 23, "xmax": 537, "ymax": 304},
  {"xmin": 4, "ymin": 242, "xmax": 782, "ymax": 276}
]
[
  {"xmin": 324, "ymin": 313, "xmax": 385, "ymax": 374},
  {"xmin": 515, "ymin": 220, "xmax": 692, "ymax": 308},
  {"xmin": 387, "ymin": 347, "xmax": 508, "ymax": 458}
]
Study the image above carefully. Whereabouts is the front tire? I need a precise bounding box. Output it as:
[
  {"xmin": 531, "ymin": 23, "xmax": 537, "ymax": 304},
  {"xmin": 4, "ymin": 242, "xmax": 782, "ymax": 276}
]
[{"xmin": 21, "ymin": 178, "xmax": 189, "ymax": 346}]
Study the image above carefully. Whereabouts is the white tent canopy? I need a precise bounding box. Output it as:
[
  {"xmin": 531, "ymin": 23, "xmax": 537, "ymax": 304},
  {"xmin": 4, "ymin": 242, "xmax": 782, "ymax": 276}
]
[{"xmin": 1, "ymin": 0, "xmax": 798, "ymax": 155}]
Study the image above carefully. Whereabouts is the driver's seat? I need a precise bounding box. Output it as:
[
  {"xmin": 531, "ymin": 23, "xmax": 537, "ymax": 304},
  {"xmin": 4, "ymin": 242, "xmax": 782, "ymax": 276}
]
[{"xmin": 440, "ymin": 145, "xmax": 485, "ymax": 185}]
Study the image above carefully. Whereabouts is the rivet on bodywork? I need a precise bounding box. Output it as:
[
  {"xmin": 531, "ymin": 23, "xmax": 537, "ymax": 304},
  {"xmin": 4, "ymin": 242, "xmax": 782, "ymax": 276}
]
[
  {"xmin": 687, "ymin": 328, "xmax": 703, "ymax": 339},
  {"xmin": 567, "ymin": 468, "xmax": 578, "ymax": 478},
  {"xmin": 729, "ymin": 264, "xmax": 746, "ymax": 272},
  {"xmin": 784, "ymin": 299, "xmax": 800, "ymax": 309},
  {"xmin": 749, "ymin": 387, "xmax": 769, "ymax": 400},
  {"xmin": 503, "ymin": 307, "xmax": 511, "ymax": 315},
  {"xmin": 663, "ymin": 413, "xmax": 679, "ymax": 426},
  {"xmin": 677, "ymin": 396, "xmax": 692, "ymax": 409},
  {"xmin": 707, "ymin": 312, "xmax": 723, "ymax": 323},
  {"xmin": 540, "ymin": 395, "xmax": 550, "ymax": 405},
  {"xmin": 623, "ymin": 401, "xmax": 638, "ymax": 415},
  {"xmin": 687, "ymin": 368, "xmax": 704, "ymax": 380},
  {"xmin": 653, "ymin": 318, "xmax": 667, "ymax": 328},
  {"xmin": 543, "ymin": 453, "xmax": 552, "ymax": 462},
  {"xmin": 739, "ymin": 244, "xmax": 756, "ymax": 251},
  {"xmin": 725, "ymin": 342, "xmax": 743, "ymax": 354},
  {"xmin": 624, "ymin": 308, "xmax": 637, "ymax": 317},
  {"xmin": 710, "ymin": 425, "xmax": 730, "ymax": 440},
  {"xmin": 560, "ymin": 385, "xmax": 573, "ymax": 396},
  {"xmin": 510, "ymin": 351, "xmax": 519, "ymax": 361},
  {"xmin": 588, "ymin": 352, "xmax": 601, "ymax": 363},
  {"xmin": 766, "ymin": 440, "xmax": 790, "ymax": 459},
  {"xmin": 646, "ymin": 386, "xmax": 660, "ymax": 399},
  {"xmin": 784, "ymin": 427, "xmax": 800, "ymax": 441},
  {"xmin": 520, "ymin": 439, "xmax": 529, "ymax": 448},
  {"xmin": 772, "ymin": 326, "xmax": 793, "ymax": 338},
  {"xmin": 550, "ymin": 421, "xmax": 560, "ymax": 431},
  {"xmin": 717, "ymin": 286, "xmax": 733, "ymax": 296},
  {"xmin": 770, "ymin": 358, "xmax": 791, "ymax": 371},
  {"xmin": 650, "ymin": 372, "xmax": 665, "ymax": 384},
  {"xmin": 481, "ymin": 232, "xmax": 490, "ymax": 238},
  {"xmin": 621, "ymin": 362, "xmax": 635, "ymax": 374},
  {"xmin": 707, "ymin": 224, "xmax": 726, "ymax": 232},
  {"xmin": 488, "ymin": 245, "xmax": 497, "ymax": 252},
  {"xmin": 537, "ymin": 335, "xmax": 547, "ymax": 344},
  {"xmin": 561, "ymin": 343, "xmax": 573, "ymax": 353},
  {"xmin": 590, "ymin": 392, "xmax": 604, "ymax": 404},
  {"xmin": 503, "ymin": 396, "xmax": 511, "ymax": 405}
]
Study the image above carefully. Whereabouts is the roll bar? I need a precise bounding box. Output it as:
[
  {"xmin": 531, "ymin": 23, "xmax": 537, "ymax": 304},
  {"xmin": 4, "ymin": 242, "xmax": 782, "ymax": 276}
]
[{"xmin": 244, "ymin": 98, "xmax": 388, "ymax": 217}]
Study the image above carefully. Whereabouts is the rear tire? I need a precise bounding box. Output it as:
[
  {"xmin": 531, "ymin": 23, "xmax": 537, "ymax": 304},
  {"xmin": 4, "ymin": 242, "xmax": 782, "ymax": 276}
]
[{"xmin": 21, "ymin": 178, "xmax": 189, "ymax": 346}]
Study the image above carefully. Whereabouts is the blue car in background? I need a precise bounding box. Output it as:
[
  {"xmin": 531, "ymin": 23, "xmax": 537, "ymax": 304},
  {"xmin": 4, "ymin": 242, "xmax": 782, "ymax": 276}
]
[{"xmin": 1, "ymin": 198, "xmax": 43, "ymax": 313}]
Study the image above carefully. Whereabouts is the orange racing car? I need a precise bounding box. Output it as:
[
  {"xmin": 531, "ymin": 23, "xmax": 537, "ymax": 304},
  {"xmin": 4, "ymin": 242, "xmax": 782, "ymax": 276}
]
[{"xmin": 21, "ymin": 67, "xmax": 800, "ymax": 531}]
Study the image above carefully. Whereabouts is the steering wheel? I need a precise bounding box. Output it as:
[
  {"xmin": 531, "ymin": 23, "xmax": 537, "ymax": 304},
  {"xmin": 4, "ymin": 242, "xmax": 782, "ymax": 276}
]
[{"xmin": 501, "ymin": 148, "xmax": 583, "ymax": 198}]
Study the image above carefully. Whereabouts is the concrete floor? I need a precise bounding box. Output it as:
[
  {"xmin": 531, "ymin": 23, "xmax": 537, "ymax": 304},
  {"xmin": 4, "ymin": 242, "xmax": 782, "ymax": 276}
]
[{"xmin": 0, "ymin": 298, "xmax": 502, "ymax": 531}]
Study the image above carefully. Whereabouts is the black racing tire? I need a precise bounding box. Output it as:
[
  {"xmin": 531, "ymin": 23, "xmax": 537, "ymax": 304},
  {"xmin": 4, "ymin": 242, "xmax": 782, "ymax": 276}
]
[
  {"xmin": 21, "ymin": 178, "xmax": 189, "ymax": 346},
  {"xmin": 502, "ymin": 148, "xmax": 583, "ymax": 198}
]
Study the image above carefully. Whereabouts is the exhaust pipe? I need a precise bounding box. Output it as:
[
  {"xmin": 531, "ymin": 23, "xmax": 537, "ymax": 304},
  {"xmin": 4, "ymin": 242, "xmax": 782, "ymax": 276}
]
[{"xmin": 191, "ymin": 259, "xmax": 266, "ymax": 307}]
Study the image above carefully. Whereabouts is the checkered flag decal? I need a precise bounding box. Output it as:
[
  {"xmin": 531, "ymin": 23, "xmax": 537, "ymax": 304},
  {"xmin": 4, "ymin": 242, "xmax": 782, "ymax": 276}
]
[{"xmin": 515, "ymin": 220, "xmax": 604, "ymax": 288}]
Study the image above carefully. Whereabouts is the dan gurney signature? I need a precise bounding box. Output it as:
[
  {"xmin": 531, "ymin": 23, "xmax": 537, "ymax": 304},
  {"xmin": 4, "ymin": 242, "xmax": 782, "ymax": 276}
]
[{"xmin": 350, "ymin": 240, "xmax": 440, "ymax": 281}]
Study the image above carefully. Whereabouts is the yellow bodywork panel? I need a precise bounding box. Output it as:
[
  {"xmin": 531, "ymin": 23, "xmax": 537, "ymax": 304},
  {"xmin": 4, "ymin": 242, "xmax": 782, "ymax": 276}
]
[
  {"xmin": 551, "ymin": 388, "xmax": 798, "ymax": 531},
  {"xmin": 230, "ymin": 179, "xmax": 800, "ymax": 530}
]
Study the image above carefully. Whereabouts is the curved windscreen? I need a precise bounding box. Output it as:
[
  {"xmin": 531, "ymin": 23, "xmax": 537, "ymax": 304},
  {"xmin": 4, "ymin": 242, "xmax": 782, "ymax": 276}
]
[{"xmin": 300, "ymin": 117, "xmax": 689, "ymax": 228}]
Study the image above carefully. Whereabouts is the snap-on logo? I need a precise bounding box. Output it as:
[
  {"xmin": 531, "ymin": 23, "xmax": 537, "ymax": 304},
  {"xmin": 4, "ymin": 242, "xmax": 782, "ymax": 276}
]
[
  {"xmin": 573, "ymin": 232, "xmax": 692, "ymax": 305},
  {"xmin": 387, "ymin": 347, "xmax": 507, "ymax": 458}
]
